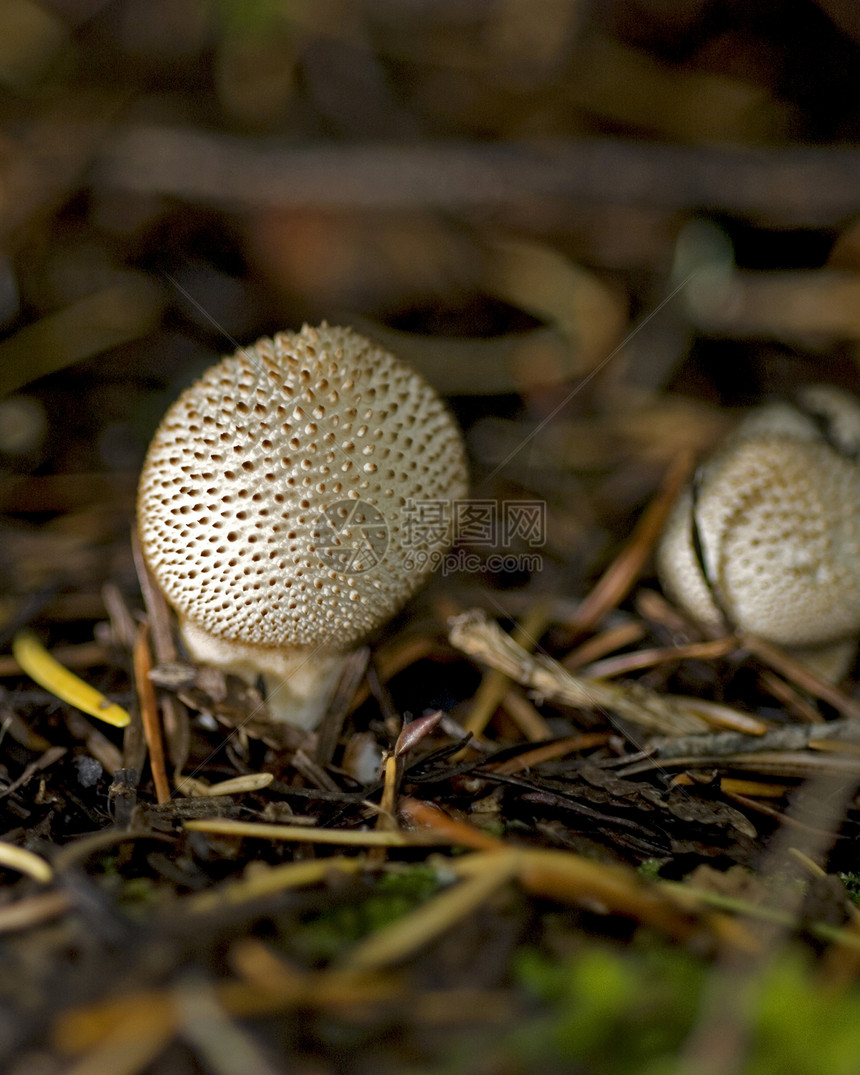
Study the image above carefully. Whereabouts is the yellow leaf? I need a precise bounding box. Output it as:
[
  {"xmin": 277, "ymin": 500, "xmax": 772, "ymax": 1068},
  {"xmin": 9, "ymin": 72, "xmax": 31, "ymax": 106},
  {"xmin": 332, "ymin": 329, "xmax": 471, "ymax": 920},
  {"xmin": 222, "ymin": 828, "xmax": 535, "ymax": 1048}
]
[{"xmin": 12, "ymin": 630, "xmax": 130, "ymax": 728}]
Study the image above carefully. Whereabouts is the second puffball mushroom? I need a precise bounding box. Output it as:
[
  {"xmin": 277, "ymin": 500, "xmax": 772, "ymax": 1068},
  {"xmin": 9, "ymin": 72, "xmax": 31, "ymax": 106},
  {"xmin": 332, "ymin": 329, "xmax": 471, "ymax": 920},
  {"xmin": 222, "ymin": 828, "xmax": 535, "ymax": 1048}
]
[
  {"xmin": 656, "ymin": 384, "xmax": 860, "ymax": 679},
  {"xmin": 137, "ymin": 324, "xmax": 469, "ymax": 728}
]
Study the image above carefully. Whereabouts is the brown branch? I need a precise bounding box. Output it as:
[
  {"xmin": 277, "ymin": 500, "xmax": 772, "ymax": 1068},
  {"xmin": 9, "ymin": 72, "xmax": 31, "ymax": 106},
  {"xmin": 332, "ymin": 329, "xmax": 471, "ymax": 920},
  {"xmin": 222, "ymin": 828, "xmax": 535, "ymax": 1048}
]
[{"xmin": 95, "ymin": 127, "xmax": 860, "ymax": 226}]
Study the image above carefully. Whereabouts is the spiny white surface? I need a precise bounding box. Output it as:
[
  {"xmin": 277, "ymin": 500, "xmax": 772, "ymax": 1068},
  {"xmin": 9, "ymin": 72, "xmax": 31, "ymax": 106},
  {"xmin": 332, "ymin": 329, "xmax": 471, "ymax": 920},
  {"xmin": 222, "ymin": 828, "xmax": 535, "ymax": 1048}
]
[
  {"xmin": 138, "ymin": 324, "xmax": 469, "ymax": 654},
  {"xmin": 657, "ymin": 388, "xmax": 860, "ymax": 651}
]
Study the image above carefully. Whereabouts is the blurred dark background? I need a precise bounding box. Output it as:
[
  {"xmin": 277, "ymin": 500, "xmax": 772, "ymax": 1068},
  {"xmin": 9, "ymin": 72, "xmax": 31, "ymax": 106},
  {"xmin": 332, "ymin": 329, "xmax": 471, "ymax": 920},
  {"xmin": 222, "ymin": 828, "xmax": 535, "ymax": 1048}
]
[{"xmin": 5, "ymin": 0, "xmax": 860, "ymax": 634}]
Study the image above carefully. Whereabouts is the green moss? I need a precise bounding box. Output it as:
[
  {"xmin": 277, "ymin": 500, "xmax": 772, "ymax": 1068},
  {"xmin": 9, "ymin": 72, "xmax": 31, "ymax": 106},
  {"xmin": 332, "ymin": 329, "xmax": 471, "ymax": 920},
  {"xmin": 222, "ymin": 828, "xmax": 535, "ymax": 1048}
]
[
  {"xmin": 511, "ymin": 943, "xmax": 702, "ymax": 1074},
  {"xmin": 213, "ymin": 0, "xmax": 297, "ymax": 35},
  {"xmin": 491, "ymin": 940, "xmax": 860, "ymax": 1075},
  {"xmin": 838, "ymin": 872, "xmax": 860, "ymax": 905},
  {"xmin": 748, "ymin": 954, "xmax": 860, "ymax": 1075},
  {"xmin": 637, "ymin": 858, "xmax": 666, "ymax": 881},
  {"xmin": 91, "ymin": 853, "xmax": 169, "ymax": 913},
  {"xmin": 116, "ymin": 875, "xmax": 168, "ymax": 911},
  {"xmin": 294, "ymin": 863, "xmax": 442, "ymax": 963}
]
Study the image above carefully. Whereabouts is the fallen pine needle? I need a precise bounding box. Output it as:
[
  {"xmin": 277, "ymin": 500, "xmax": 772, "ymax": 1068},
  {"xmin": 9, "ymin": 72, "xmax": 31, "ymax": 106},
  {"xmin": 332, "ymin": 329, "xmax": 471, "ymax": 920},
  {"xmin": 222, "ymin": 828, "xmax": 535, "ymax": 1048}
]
[
  {"xmin": 399, "ymin": 798, "xmax": 507, "ymax": 852},
  {"xmin": 233, "ymin": 940, "xmax": 512, "ymax": 1024},
  {"xmin": 719, "ymin": 777, "xmax": 790, "ymax": 798},
  {"xmin": 61, "ymin": 1017, "xmax": 173, "ymax": 1075},
  {"xmin": 566, "ymin": 449, "xmax": 694, "ymax": 633},
  {"xmin": 183, "ymin": 818, "xmax": 448, "ymax": 846},
  {"xmin": 12, "ymin": 630, "xmax": 130, "ymax": 728},
  {"xmin": 562, "ymin": 620, "xmax": 647, "ymax": 670},
  {"xmin": 0, "ymin": 840, "xmax": 53, "ymax": 883},
  {"xmin": 486, "ymin": 732, "xmax": 613, "ymax": 775},
  {"xmin": 787, "ymin": 847, "xmax": 828, "ymax": 879},
  {"xmin": 808, "ymin": 738, "xmax": 860, "ymax": 754},
  {"xmin": 500, "ymin": 688, "xmax": 554, "ymax": 741},
  {"xmin": 462, "ymin": 601, "xmax": 554, "ymax": 741},
  {"xmin": 54, "ymin": 964, "xmax": 509, "ymax": 1059},
  {"xmin": 182, "ymin": 856, "xmax": 366, "ymax": 915},
  {"xmin": 403, "ymin": 799, "xmax": 758, "ymax": 950},
  {"xmin": 675, "ymin": 698, "xmax": 769, "ymax": 736},
  {"xmin": 133, "ymin": 623, "xmax": 170, "ymax": 804},
  {"xmin": 577, "ymin": 637, "xmax": 738, "ymax": 679},
  {"xmin": 449, "ymin": 609, "xmax": 740, "ymax": 736},
  {"xmin": 513, "ymin": 847, "xmax": 703, "ymax": 940},
  {"xmin": 660, "ymin": 881, "xmax": 860, "ymax": 951},
  {"xmin": 377, "ymin": 754, "xmax": 399, "ymax": 828},
  {"xmin": 55, "ymin": 971, "xmax": 398, "ymax": 1055},
  {"xmin": 0, "ymin": 890, "xmax": 71, "ymax": 933},
  {"xmin": 177, "ymin": 772, "xmax": 274, "ymax": 797},
  {"xmin": 230, "ymin": 939, "xmax": 318, "ymax": 992},
  {"xmin": 341, "ymin": 852, "xmax": 520, "ymax": 971},
  {"xmin": 172, "ymin": 973, "xmax": 279, "ymax": 1075},
  {"xmin": 785, "ymin": 845, "xmax": 860, "ymax": 932}
]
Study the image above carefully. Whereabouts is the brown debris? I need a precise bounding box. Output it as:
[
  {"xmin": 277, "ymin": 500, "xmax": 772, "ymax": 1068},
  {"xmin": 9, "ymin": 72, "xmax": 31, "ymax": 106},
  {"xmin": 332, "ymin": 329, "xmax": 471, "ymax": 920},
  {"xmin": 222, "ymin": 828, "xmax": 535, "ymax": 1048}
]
[
  {"xmin": 6, "ymin": 5, "xmax": 860, "ymax": 1072},
  {"xmin": 133, "ymin": 622, "xmax": 170, "ymax": 805}
]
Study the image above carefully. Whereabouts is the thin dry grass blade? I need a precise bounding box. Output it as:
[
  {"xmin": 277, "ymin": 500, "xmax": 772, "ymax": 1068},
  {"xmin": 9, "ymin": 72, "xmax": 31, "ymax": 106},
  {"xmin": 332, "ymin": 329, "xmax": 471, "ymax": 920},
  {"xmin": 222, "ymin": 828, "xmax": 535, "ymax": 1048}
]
[
  {"xmin": 342, "ymin": 852, "xmax": 519, "ymax": 972},
  {"xmin": 184, "ymin": 818, "xmax": 447, "ymax": 846},
  {"xmin": 562, "ymin": 621, "xmax": 647, "ymax": 670},
  {"xmin": 0, "ymin": 841, "xmax": 52, "ymax": 883},
  {"xmin": 400, "ymin": 798, "xmax": 507, "ymax": 852},
  {"xmin": 61, "ymin": 1020, "xmax": 173, "ymax": 1075},
  {"xmin": 183, "ymin": 857, "xmax": 366, "ymax": 916},
  {"xmin": 486, "ymin": 733, "xmax": 612, "ymax": 775},
  {"xmin": 0, "ymin": 891, "xmax": 71, "ymax": 933},
  {"xmin": 500, "ymin": 688, "xmax": 554, "ymax": 741},
  {"xmin": 578, "ymin": 637, "xmax": 737, "ymax": 679}
]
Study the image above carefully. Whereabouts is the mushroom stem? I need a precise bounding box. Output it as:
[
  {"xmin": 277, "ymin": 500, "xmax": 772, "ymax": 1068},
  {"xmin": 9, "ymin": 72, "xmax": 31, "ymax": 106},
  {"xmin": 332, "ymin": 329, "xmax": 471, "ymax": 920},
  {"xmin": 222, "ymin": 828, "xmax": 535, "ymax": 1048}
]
[
  {"xmin": 137, "ymin": 324, "xmax": 469, "ymax": 731},
  {"xmin": 781, "ymin": 637, "xmax": 859, "ymax": 684},
  {"xmin": 180, "ymin": 619, "xmax": 346, "ymax": 730}
]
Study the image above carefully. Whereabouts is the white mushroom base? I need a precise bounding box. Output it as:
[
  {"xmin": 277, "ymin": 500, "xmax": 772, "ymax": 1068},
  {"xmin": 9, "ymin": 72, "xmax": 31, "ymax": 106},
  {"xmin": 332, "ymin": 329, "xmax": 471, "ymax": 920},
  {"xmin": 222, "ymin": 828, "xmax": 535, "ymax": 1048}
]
[
  {"xmin": 778, "ymin": 636, "xmax": 859, "ymax": 684},
  {"xmin": 180, "ymin": 619, "xmax": 347, "ymax": 731}
]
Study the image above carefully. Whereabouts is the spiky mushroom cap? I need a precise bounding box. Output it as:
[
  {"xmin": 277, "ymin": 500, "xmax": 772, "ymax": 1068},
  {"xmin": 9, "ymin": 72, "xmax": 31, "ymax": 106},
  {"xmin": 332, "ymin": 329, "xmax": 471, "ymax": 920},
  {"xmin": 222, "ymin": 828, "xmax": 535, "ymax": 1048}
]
[
  {"xmin": 137, "ymin": 323, "xmax": 469, "ymax": 726},
  {"xmin": 656, "ymin": 385, "xmax": 860, "ymax": 679}
]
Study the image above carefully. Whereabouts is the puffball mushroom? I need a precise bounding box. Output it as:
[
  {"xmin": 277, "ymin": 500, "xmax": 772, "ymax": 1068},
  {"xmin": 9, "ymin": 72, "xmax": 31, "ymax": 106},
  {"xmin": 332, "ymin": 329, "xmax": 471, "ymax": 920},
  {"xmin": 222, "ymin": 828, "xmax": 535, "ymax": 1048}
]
[
  {"xmin": 137, "ymin": 323, "xmax": 469, "ymax": 729},
  {"xmin": 656, "ymin": 384, "xmax": 860, "ymax": 680}
]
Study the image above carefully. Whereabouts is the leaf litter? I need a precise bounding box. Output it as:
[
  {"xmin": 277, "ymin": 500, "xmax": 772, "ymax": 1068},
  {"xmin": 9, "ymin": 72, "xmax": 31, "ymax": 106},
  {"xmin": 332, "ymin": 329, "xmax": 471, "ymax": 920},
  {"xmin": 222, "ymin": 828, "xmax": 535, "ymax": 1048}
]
[{"xmin": 5, "ymin": 4, "xmax": 860, "ymax": 1072}]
